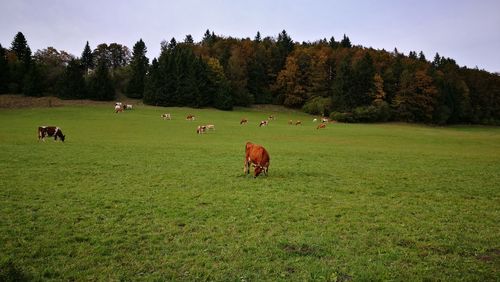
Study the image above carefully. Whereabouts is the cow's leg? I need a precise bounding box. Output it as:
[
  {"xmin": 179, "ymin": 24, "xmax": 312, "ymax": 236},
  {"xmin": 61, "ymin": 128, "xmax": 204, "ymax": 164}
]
[{"xmin": 244, "ymin": 158, "xmax": 250, "ymax": 175}]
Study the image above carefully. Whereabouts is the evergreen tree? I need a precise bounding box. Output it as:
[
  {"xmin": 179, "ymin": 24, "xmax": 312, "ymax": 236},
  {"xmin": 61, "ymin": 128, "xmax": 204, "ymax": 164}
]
[
  {"xmin": 57, "ymin": 59, "xmax": 86, "ymax": 99},
  {"xmin": 143, "ymin": 58, "xmax": 161, "ymax": 105},
  {"xmin": 331, "ymin": 56, "xmax": 354, "ymax": 111},
  {"xmin": 352, "ymin": 52, "xmax": 376, "ymax": 107},
  {"xmin": 276, "ymin": 30, "xmax": 294, "ymax": 71},
  {"xmin": 88, "ymin": 59, "xmax": 115, "ymax": 101},
  {"xmin": 254, "ymin": 31, "xmax": 261, "ymax": 43},
  {"xmin": 329, "ymin": 36, "xmax": 339, "ymax": 48},
  {"xmin": 126, "ymin": 39, "xmax": 149, "ymax": 98},
  {"xmin": 81, "ymin": 41, "xmax": 94, "ymax": 72},
  {"xmin": 23, "ymin": 63, "xmax": 43, "ymax": 97},
  {"xmin": 0, "ymin": 44, "xmax": 8, "ymax": 93},
  {"xmin": 11, "ymin": 32, "xmax": 32, "ymax": 66},
  {"xmin": 10, "ymin": 32, "xmax": 32, "ymax": 92},
  {"xmin": 340, "ymin": 34, "xmax": 351, "ymax": 48},
  {"xmin": 432, "ymin": 53, "xmax": 441, "ymax": 68},
  {"xmin": 184, "ymin": 34, "xmax": 194, "ymax": 44},
  {"xmin": 418, "ymin": 51, "xmax": 427, "ymax": 62}
]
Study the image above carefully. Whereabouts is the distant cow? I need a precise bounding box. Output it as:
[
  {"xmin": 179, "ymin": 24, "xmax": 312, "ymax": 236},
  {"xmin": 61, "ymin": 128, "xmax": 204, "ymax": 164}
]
[
  {"xmin": 317, "ymin": 123, "xmax": 326, "ymax": 129},
  {"xmin": 268, "ymin": 115, "xmax": 275, "ymax": 120},
  {"xmin": 124, "ymin": 104, "xmax": 133, "ymax": 110},
  {"xmin": 161, "ymin": 113, "xmax": 171, "ymax": 120},
  {"xmin": 197, "ymin": 125, "xmax": 206, "ymax": 134},
  {"xmin": 295, "ymin": 121, "xmax": 302, "ymax": 125},
  {"xmin": 288, "ymin": 120, "xmax": 293, "ymax": 125},
  {"xmin": 259, "ymin": 120, "xmax": 268, "ymax": 127},
  {"xmin": 114, "ymin": 104, "xmax": 123, "ymax": 113},
  {"xmin": 205, "ymin": 124, "xmax": 215, "ymax": 131},
  {"xmin": 186, "ymin": 114, "xmax": 196, "ymax": 121},
  {"xmin": 244, "ymin": 142, "xmax": 270, "ymax": 178},
  {"xmin": 240, "ymin": 118, "xmax": 248, "ymax": 125},
  {"xmin": 38, "ymin": 126, "xmax": 66, "ymax": 142}
]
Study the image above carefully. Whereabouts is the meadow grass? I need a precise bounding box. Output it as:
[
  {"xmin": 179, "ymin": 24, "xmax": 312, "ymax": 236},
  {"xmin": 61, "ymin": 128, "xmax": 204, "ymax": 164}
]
[{"xmin": 0, "ymin": 104, "xmax": 499, "ymax": 281}]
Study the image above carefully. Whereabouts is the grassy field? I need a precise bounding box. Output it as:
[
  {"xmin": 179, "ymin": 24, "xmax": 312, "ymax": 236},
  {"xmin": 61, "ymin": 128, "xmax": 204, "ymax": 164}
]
[{"xmin": 0, "ymin": 104, "xmax": 499, "ymax": 281}]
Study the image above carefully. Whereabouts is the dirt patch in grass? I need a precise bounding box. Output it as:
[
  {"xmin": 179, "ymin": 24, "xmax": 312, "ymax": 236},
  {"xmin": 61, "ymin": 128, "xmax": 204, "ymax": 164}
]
[
  {"xmin": 477, "ymin": 248, "xmax": 500, "ymax": 262},
  {"xmin": 280, "ymin": 243, "xmax": 323, "ymax": 257},
  {"xmin": 0, "ymin": 94, "xmax": 142, "ymax": 109}
]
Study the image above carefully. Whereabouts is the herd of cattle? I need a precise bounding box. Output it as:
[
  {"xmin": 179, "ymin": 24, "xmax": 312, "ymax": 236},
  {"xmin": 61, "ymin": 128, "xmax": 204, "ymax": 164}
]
[{"xmin": 37, "ymin": 102, "xmax": 333, "ymax": 177}]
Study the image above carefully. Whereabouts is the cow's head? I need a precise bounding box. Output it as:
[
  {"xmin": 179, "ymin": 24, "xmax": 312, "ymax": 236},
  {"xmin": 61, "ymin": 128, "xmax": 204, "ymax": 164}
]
[
  {"xmin": 253, "ymin": 164, "xmax": 268, "ymax": 177},
  {"xmin": 61, "ymin": 134, "xmax": 66, "ymax": 142}
]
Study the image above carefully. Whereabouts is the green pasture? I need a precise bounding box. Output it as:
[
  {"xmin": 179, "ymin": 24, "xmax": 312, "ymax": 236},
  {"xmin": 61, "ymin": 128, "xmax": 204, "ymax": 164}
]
[{"xmin": 0, "ymin": 104, "xmax": 499, "ymax": 281}]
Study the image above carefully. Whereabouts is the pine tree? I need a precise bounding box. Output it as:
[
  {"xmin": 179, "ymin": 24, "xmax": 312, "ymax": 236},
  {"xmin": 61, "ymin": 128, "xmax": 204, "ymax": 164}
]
[
  {"xmin": 418, "ymin": 51, "xmax": 427, "ymax": 62},
  {"xmin": 11, "ymin": 32, "xmax": 32, "ymax": 66},
  {"xmin": 340, "ymin": 34, "xmax": 351, "ymax": 48},
  {"xmin": 331, "ymin": 56, "xmax": 354, "ymax": 111},
  {"xmin": 81, "ymin": 41, "xmax": 94, "ymax": 73},
  {"xmin": 88, "ymin": 59, "xmax": 114, "ymax": 101},
  {"xmin": 254, "ymin": 31, "xmax": 261, "ymax": 43},
  {"xmin": 0, "ymin": 44, "xmax": 8, "ymax": 93},
  {"xmin": 352, "ymin": 52, "xmax": 376, "ymax": 107},
  {"xmin": 23, "ymin": 63, "xmax": 43, "ymax": 96},
  {"xmin": 184, "ymin": 34, "xmax": 194, "ymax": 44},
  {"xmin": 143, "ymin": 58, "xmax": 160, "ymax": 105},
  {"xmin": 10, "ymin": 32, "xmax": 32, "ymax": 93},
  {"xmin": 57, "ymin": 59, "xmax": 86, "ymax": 99},
  {"xmin": 125, "ymin": 39, "xmax": 149, "ymax": 98},
  {"xmin": 329, "ymin": 36, "xmax": 339, "ymax": 48}
]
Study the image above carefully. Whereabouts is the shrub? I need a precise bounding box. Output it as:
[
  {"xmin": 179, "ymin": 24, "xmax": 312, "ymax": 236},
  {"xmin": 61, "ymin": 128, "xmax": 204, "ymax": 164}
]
[{"xmin": 302, "ymin": 96, "xmax": 332, "ymax": 115}]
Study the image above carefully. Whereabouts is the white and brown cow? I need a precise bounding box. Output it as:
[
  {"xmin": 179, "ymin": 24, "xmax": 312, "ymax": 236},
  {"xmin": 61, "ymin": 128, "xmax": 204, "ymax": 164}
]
[
  {"xmin": 196, "ymin": 125, "xmax": 207, "ymax": 134},
  {"xmin": 161, "ymin": 113, "xmax": 172, "ymax": 120},
  {"xmin": 259, "ymin": 120, "xmax": 268, "ymax": 127},
  {"xmin": 38, "ymin": 126, "xmax": 66, "ymax": 142}
]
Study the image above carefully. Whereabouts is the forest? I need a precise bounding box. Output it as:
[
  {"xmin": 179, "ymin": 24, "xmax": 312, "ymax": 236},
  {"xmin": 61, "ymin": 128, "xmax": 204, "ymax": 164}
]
[{"xmin": 1, "ymin": 30, "xmax": 499, "ymax": 124}]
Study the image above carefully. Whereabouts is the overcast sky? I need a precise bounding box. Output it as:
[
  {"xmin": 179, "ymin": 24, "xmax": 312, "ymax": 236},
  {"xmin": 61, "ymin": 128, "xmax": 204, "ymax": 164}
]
[{"xmin": 1, "ymin": 0, "xmax": 499, "ymax": 72}]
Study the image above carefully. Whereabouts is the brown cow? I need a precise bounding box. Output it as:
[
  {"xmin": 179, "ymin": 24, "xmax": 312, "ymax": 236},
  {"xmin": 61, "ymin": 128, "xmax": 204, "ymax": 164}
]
[
  {"xmin": 317, "ymin": 123, "xmax": 326, "ymax": 129},
  {"xmin": 259, "ymin": 120, "xmax": 268, "ymax": 127},
  {"xmin": 186, "ymin": 114, "xmax": 196, "ymax": 121},
  {"xmin": 38, "ymin": 126, "xmax": 66, "ymax": 142},
  {"xmin": 240, "ymin": 118, "xmax": 248, "ymax": 125},
  {"xmin": 295, "ymin": 120, "xmax": 302, "ymax": 125},
  {"xmin": 244, "ymin": 142, "xmax": 270, "ymax": 178}
]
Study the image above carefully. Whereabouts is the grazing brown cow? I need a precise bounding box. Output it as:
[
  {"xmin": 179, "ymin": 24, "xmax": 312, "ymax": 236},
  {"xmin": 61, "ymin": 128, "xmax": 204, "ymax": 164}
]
[
  {"xmin": 186, "ymin": 114, "xmax": 196, "ymax": 121},
  {"xmin": 295, "ymin": 121, "xmax": 302, "ymax": 125},
  {"xmin": 317, "ymin": 123, "xmax": 326, "ymax": 129},
  {"xmin": 259, "ymin": 120, "xmax": 268, "ymax": 127},
  {"xmin": 240, "ymin": 118, "xmax": 248, "ymax": 125},
  {"xmin": 244, "ymin": 142, "xmax": 270, "ymax": 177},
  {"xmin": 38, "ymin": 126, "xmax": 66, "ymax": 142}
]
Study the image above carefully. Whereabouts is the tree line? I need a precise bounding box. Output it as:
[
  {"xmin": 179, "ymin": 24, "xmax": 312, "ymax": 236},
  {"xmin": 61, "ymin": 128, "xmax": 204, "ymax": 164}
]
[{"xmin": 1, "ymin": 30, "xmax": 499, "ymax": 124}]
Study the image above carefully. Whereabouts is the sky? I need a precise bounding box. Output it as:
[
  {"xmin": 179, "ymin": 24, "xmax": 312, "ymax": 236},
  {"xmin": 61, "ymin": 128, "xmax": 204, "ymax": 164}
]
[{"xmin": 1, "ymin": 0, "xmax": 499, "ymax": 73}]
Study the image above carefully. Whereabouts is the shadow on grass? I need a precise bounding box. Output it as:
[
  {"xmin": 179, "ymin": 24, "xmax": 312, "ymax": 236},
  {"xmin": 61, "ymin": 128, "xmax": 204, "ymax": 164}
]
[{"xmin": 0, "ymin": 259, "xmax": 32, "ymax": 282}]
